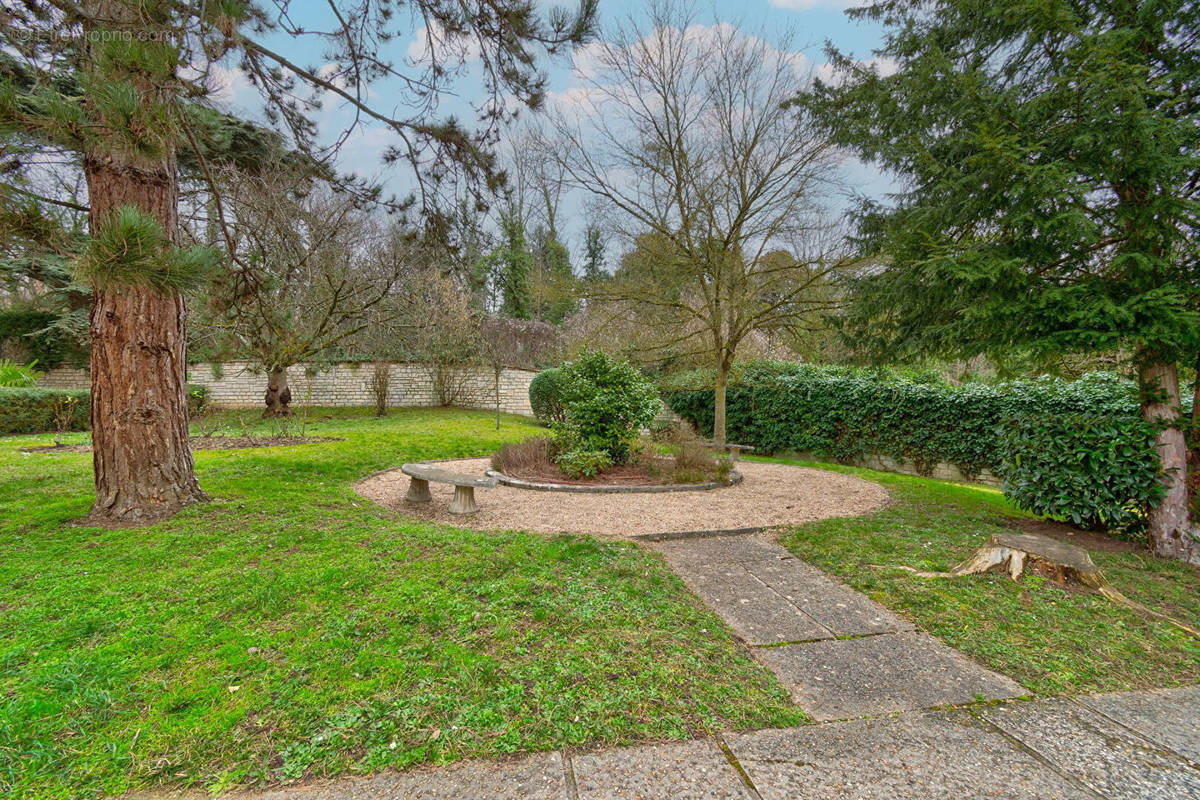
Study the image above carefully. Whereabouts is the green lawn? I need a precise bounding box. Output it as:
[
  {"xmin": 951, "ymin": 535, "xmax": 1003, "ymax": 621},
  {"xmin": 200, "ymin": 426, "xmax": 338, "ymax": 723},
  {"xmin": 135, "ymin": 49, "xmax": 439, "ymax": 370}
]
[
  {"xmin": 0, "ymin": 408, "xmax": 802, "ymax": 800},
  {"xmin": 4, "ymin": 412, "xmax": 1199, "ymax": 799},
  {"xmin": 766, "ymin": 457, "xmax": 1200, "ymax": 695}
]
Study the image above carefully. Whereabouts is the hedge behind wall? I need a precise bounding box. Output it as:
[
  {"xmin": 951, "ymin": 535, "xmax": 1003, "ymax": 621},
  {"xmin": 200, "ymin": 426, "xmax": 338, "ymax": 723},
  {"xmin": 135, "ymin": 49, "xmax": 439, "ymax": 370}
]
[{"xmin": 665, "ymin": 363, "xmax": 1166, "ymax": 531}]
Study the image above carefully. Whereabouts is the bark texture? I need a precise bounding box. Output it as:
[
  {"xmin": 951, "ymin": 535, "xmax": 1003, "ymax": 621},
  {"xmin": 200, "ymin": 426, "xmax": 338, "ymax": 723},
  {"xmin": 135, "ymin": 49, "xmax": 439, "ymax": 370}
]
[
  {"xmin": 82, "ymin": 0, "xmax": 205, "ymax": 524},
  {"xmin": 264, "ymin": 368, "xmax": 292, "ymax": 417},
  {"xmin": 1140, "ymin": 360, "xmax": 1200, "ymax": 565},
  {"xmin": 84, "ymin": 154, "xmax": 206, "ymax": 523},
  {"xmin": 713, "ymin": 360, "xmax": 730, "ymax": 447}
]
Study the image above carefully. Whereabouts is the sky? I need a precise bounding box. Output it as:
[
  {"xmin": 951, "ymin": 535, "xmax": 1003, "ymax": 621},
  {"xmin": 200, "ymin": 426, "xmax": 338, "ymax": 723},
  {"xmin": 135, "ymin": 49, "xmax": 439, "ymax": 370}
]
[{"xmin": 209, "ymin": 1, "xmax": 895, "ymax": 261}]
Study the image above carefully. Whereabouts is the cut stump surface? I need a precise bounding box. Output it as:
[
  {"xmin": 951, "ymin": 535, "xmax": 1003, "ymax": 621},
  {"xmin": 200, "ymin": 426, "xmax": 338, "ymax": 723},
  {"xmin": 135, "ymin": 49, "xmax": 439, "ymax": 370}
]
[{"xmin": 898, "ymin": 531, "xmax": 1199, "ymax": 639}]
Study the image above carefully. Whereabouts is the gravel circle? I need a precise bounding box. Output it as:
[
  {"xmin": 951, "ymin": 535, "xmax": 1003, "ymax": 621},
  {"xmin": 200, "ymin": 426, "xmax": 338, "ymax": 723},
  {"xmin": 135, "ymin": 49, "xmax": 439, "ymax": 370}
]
[{"xmin": 356, "ymin": 457, "xmax": 890, "ymax": 538}]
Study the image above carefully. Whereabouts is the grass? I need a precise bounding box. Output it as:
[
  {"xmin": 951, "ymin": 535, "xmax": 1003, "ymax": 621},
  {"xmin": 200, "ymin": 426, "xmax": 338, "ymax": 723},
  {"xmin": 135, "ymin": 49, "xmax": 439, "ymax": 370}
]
[
  {"xmin": 0, "ymin": 408, "xmax": 803, "ymax": 800},
  {"xmin": 5, "ymin": 411, "xmax": 1199, "ymax": 799},
  {"xmin": 762, "ymin": 456, "xmax": 1200, "ymax": 696}
]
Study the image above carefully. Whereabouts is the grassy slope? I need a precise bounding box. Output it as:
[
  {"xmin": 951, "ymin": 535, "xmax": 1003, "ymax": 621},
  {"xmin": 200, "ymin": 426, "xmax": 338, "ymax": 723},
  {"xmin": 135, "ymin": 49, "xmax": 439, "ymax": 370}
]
[
  {"xmin": 0, "ymin": 409, "xmax": 802, "ymax": 800},
  {"xmin": 767, "ymin": 457, "xmax": 1200, "ymax": 695}
]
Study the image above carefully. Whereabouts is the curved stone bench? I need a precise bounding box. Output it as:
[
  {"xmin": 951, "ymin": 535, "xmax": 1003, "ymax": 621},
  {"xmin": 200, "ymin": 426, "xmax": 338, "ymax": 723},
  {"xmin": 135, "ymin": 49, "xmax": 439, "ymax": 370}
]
[{"xmin": 401, "ymin": 463, "xmax": 497, "ymax": 514}]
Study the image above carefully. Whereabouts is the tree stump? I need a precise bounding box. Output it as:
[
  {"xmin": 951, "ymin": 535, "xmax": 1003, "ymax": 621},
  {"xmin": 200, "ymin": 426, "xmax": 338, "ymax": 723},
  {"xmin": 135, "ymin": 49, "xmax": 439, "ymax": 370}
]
[{"xmin": 896, "ymin": 532, "xmax": 1200, "ymax": 639}]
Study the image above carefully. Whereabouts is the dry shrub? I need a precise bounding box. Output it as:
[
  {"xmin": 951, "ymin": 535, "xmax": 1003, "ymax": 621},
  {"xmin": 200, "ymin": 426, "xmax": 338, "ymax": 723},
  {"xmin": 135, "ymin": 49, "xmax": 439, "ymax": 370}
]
[
  {"xmin": 647, "ymin": 422, "xmax": 734, "ymax": 484},
  {"xmin": 492, "ymin": 436, "xmax": 556, "ymax": 473}
]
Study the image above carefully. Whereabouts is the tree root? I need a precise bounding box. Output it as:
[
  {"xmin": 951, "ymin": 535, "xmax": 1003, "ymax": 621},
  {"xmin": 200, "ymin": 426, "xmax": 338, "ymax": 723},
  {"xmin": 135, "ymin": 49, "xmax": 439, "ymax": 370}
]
[{"xmin": 884, "ymin": 532, "xmax": 1200, "ymax": 640}]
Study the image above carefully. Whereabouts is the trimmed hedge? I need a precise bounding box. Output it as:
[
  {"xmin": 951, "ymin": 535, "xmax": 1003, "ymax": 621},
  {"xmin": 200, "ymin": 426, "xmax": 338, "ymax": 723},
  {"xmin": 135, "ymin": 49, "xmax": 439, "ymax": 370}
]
[
  {"xmin": 0, "ymin": 384, "xmax": 209, "ymax": 434},
  {"xmin": 665, "ymin": 363, "xmax": 1165, "ymax": 531},
  {"xmin": 1001, "ymin": 413, "xmax": 1165, "ymax": 531},
  {"xmin": 529, "ymin": 367, "xmax": 567, "ymax": 424},
  {"xmin": 0, "ymin": 387, "xmax": 89, "ymax": 435}
]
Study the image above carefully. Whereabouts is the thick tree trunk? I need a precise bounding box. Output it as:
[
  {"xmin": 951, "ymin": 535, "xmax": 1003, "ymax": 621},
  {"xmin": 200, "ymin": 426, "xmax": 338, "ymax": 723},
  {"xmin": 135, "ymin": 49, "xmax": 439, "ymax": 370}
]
[
  {"xmin": 84, "ymin": 154, "xmax": 206, "ymax": 524},
  {"xmin": 1140, "ymin": 359, "xmax": 1200, "ymax": 564},
  {"xmin": 713, "ymin": 360, "xmax": 730, "ymax": 446},
  {"xmin": 264, "ymin": 368, "xmax": 292, "ymax": 417}
]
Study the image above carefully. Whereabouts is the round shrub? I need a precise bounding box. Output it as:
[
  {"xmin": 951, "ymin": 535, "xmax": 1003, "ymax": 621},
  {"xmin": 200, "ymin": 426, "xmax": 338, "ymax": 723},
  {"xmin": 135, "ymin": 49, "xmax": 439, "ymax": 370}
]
[
  {"xmin": 557, "ymin": 349, "xmax": 661, "ymax": 464},
  {"xmin": 529, "ymin": 367, "xmax": 567, "ymax": 424},
  {"xmin": 999, "ymin": 413, "xmax": 1165, "ymax": 533}
]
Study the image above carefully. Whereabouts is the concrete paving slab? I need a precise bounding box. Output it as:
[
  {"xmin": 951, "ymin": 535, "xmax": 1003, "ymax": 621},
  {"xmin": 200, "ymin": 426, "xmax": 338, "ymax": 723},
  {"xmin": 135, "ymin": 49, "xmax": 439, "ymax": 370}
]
[
  {"xmin": 673, "ymin": 562, "xmax": 833, "ymax": 644},
  {"xmin": 756, "ymin": 631, "xmax": 1025, "ymax": 720},
  {"xmin": 651, "ymin": 534, "xmax": 785, "ymax": 568},
  {"xmin": 240, "ymin": 752, "xmax": 566, "ymax": 800},
  {"xmin": 727, "ymin": 711, "xmax": 1094, "ymax": 800},
  {"xmin": 572, "ymin": 739, "xmax": 753, "ymax": 800},
  {"xmin": 1077, "ymin": 685, "xmax": 1200, "ymax": 765},
  {"xmin": 744, "ymin": 558, "xmax": 915, "ymax": 637},
  {"xmin": 983, "ymin": 698, "xmax": 1200, "ymax": 800}
]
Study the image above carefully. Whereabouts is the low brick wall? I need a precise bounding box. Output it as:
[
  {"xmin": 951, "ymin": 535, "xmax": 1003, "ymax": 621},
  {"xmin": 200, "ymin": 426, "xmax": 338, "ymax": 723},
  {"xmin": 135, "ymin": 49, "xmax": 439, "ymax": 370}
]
[{"xmin": 40, "ymin": 360, "xmax": 537, "ymax": 417}]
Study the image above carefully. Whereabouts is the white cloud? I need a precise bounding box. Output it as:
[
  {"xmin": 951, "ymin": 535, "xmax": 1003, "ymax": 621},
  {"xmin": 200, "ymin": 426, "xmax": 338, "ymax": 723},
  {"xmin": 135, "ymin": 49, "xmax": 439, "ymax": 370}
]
[
  {"xmin": 816, "ymin": 56, "xmax": 898, "ymax": 86},
  {"xmin": 769, "ymin": 0, "xmax": 860, "ymax": 10},
  {"xmin": 406, "ymin": 21, "xmax": 482, "ymax": 66},
  {"xmin": 194, "ymin": 62, "xmax": 263, "ymax": 116}
]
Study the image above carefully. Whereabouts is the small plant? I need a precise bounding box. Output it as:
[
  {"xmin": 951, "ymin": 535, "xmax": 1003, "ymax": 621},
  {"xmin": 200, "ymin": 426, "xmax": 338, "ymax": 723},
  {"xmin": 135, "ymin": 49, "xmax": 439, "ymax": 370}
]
[
  {"xmin": 555, "ymin": 448, "xmax": 613, "ymax": 479},
  {"xmin": 0, "ymin": 359, "xmax": 42, "ymax": 388},
  {"xmin": 187, "ymin": 383, "xmax": 210, "ymax": 416},
  {"xmin": 51, "ymin": 394, "xmax": 80, "ymax": 446},
  {"xmin": 370, "ymin": 361, "xmax": 390, "ymax": 418}
]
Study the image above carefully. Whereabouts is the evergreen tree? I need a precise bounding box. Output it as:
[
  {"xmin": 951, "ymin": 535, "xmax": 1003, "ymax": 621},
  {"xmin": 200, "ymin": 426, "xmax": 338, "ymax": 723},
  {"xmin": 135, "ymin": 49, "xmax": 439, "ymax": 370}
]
[
  {"xmin": 496, "ymin": 208, "xmax": 533, "ymax": 320},
  {"xmin": 0, "ymin": 1, "xmax": 596, "ymax": 523},
  {"xmin": 583, "ymin": 223, "xmax": 606, "ymax": 283},
  {"xmin": 531, "ymin": 225, "xmax": 577, "ymax": 322},
  {"xmin": 811, "ymin": 0, "xmax": 1200, "ymax": 562}
]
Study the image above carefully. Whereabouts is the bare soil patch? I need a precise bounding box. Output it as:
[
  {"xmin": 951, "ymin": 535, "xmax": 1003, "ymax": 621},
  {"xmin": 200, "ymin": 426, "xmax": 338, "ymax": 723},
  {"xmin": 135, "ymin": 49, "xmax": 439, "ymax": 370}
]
[
  {"xmin": 1006, "ymin": 517, "xmax": 1142, "ymax": 555},
  {"xmin": 357, "ymin": 457, "xmax": 890, "ymax": 538},
  {"xmin": 22, "ymin": 435, "xmax": 342, "ymax": 454}
]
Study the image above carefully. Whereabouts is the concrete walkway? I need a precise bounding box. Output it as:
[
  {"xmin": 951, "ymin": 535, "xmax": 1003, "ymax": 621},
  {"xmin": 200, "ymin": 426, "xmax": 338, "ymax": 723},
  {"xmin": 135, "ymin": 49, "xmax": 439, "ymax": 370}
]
[
  {"xmin": 646, "ymin": 533, "xmax": 1025, "ymax": 721},
  {"xmin": 238, "ymin": 687, "xmax": 1200, "ymax": 799},
  {"xmin": 183, "ymin": 534, "xmax": 1200, "ymax": 800}
]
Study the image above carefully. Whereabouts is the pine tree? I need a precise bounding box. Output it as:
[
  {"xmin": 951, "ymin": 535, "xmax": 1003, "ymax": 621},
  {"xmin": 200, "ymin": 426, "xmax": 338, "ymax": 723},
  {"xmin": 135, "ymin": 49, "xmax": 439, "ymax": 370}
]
[{"xmin": 1, "ymin": 1, "xmax": 596, "ymax": 523}]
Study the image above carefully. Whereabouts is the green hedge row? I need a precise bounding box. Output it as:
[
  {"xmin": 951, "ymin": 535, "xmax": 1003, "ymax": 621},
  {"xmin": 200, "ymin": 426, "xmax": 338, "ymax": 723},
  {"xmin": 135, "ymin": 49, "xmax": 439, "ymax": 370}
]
[
  {"xmin": 0, "ymin": 309, "xmax": 85, "ymax": 368},
  {"xmin": 0, "ymin": 384, "xmax": 211, "ymax": 435},
  {"xmin": 665, "ymin": 363, "xmax": 1165, "ymax": 531},
  {"xmin": 0, "ymin": 387, "xmax": 90, "ymax": 435}
]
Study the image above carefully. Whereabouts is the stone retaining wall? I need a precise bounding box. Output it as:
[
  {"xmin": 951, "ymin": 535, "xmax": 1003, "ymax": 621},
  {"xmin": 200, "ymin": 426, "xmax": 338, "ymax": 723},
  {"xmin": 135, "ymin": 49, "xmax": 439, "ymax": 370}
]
[
  {"xmin": 788, "ymin": 451, "xmax": 1002, "ymax": 488},
  {"xmin": 39, "ymin": 360, "xmax": 537, "ymax": 417}
]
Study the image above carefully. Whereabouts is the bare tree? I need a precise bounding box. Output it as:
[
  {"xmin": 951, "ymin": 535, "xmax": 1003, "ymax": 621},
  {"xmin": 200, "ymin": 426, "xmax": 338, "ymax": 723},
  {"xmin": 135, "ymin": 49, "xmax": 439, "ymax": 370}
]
[
  {"xmin": 402, "ymin": 271, "xmax": 486, "ymax": 406},
  {"xmin": 199, "ymin": 166, "xmax": 410, "ymax": 415},
  {"xmin": 480, "ymin": 315, "xmax": 558, "ymax": 427},
  {"xmin": 542, "ymin": 3, "xmax": 852, "ymax": 443}
]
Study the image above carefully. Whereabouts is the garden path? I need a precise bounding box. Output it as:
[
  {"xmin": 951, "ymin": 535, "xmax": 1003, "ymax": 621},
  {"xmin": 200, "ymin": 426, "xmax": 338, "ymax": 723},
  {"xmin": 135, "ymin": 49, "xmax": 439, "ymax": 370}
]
[{"xmin": 645, "ymin": 532, "xmax": 1026, "ymax": 720}]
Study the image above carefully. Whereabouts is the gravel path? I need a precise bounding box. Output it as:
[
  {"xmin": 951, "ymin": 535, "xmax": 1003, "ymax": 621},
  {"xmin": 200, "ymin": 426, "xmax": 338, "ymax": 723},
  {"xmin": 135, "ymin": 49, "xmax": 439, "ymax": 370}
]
[{"xmin": 355, "ymin": 458, "xmax": 890, "ymax": 537}]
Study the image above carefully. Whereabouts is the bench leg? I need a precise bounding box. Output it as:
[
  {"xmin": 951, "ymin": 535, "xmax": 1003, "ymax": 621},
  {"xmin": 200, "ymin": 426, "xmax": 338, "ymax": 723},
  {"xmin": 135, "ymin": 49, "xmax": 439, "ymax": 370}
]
[
  {"xmin": 448, "ymin": 485, "xmax": 478, "ymax": 514},
  {"xmin": 405, "ymin": 477, "xmax": 432, "ymax": 503}
]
